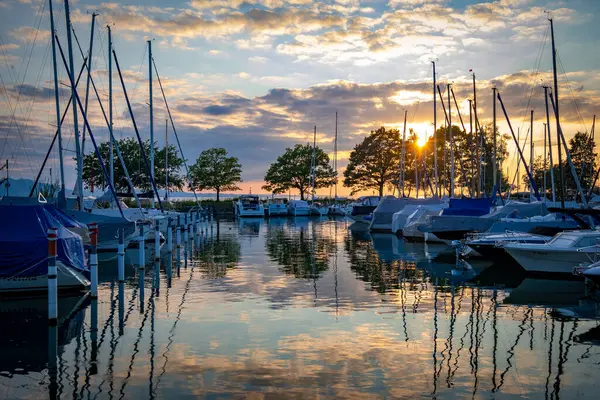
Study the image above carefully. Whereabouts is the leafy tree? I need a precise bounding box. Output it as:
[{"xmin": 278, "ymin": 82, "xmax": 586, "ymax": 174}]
[
  {"xmin": 263, "ymin": 143, "xmax": 337, "ymax": 200},
  {"xmin": 343, "ymin": 127, "xmax": 401, "ymax": 197},
  {"xmin": 189, "ymin": 148, "xmax": 242, "ymax": 201},
  {"xmin": 81, "ymin": 138, "xmax": 184, "ymax": 193}
]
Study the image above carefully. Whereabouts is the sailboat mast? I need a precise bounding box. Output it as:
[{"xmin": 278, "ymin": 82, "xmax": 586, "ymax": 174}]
[
  {"xmin": 64, "ymin": 0, "xmax": 84, "ymax": 208},
  {"xmin": 400, "ymin": 110, "xmax": 407, "ymax": 197},
  {"xmin": 48, "ymin": 0, "xmax": 65, "ymax": 203},
  {"xmin": 81, "ymin": 12, "xmax": 97, "ymax": 156},
  {"xmin": 530, "ymin": 110, "xmax": 534, "ymax": 198},
  {"xmin": 311, "ymin": 125, "xmax": 317, "ymax": 202},
  {"xmin": 108, "ymin": 25, "xmax": 114, "ymax": 189},
  {"xmin": 448, "ymin": 84, "xmax": 454, "ymax": 197},
  {"xmin": 492, "ymin": 86, "xmax": 497, "ymax": 194},
  {"xmin": 334, "ymin": 111, "xmax": 338, "ymax": 202},
  {"xmin": 543, "ymin": 123, "xmax": 547, "ymax": 200},
  {"xmin": 165, "ymin": 119, "xmax": 168, "ymax": 201},
  {"xmin": 148, "ymin": 40, "xmax": 155, "ymax": 208},
  {"xmin": 432, "ymin": 61, "xmax": 438, "ymax": 197},
  {"xmin": 543, "ymin": 86, "xmax": 556, "ymax": 203},
  {"xmin": 550, "ymin": 18, "xmax": 566, "ymax": 209}
]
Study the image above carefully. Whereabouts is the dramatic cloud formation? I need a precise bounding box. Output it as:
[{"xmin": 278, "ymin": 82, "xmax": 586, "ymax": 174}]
[{"xmin": 1, "ymin": 0, "xmax": 598, "ymax": 195}]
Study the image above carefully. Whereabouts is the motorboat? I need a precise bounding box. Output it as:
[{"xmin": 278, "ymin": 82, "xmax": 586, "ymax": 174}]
[
  {"xmin": 504, "ymin": 230, "xmax": 600, "ymax": 274},
  {"xmin": 310, "ymin": 202, "xmax": 329, "ymax": 216},
  {"xmin": 0, "ymin": 202, "xmax": 90, "ymax": 293},
  {"xmin": 328, "ymin": 203, "xmax": 349, "ymax": 216},
  {"xmin": 288, "ymin": 200, "xmax": 311, "ymax": 216},
  {"xmin": 234, "ymin": 195, "xmax": 264, "ymax": 218},
  {"xmin": 463, "ymin": 231, "xmax": 551, "ymax": 260},
  {"xmin": 370, "ymin": 196, "xmax": 443, "ymax": 233},
  {"xmin": 348, "ymin": 196, "xmax": 380, "ymax": 223},
  {"xmin": 580, "ymin": 261, "xmax": 600, "ymax": 285},
  {"xmin": 420, "ymin": 200, "xmax": 564, "ymax": 241},
  {"xmin": 402, "ymin": 205, "xmax": 447, "ymax": 243},
  {"xmin": 265, "ymin": 198, "xmax": 288, "ymax": 217}
]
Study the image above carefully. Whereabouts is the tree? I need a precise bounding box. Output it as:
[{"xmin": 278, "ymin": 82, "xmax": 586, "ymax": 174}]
[
  {"xmin": 343, "ymin": 127, "xmax": 401, "ymax": 197},
  {"xmin": 263, "ymin": 144, "xmax": 337, "ymax": 200},
  {"xmin": 81, "ymin": 138, "xmax": 184, "ymax": 193},
  {"xmin": 189, "ymin": 148, "xmax": 242, "ymax": 201}
]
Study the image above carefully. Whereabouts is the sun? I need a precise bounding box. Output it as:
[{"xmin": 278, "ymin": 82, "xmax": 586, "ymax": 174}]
[{"xmin": 416, "ymin": 132, "xmax": 428, "ymax": 148}]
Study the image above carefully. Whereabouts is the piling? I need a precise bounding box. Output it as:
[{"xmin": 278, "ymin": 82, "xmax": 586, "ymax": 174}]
[
  {"xmin": 118, "ymin": 281, "xmax": 125, "ymax": 335},
  {"xmin": 183, "ymin": 214, "xmax": 189, "ymax": 243},
  {"xmin": 48, "ymin": 325, "xmax": 58, "ymax": 398},
  {"xmin": 167, "ymin": 218, "xmax": 173, "ymax": 253},
  {"xmin": 47, "ymin": 227, "xmax": 58, "ymax": 325},
  {"xmin": 154, "ymin": 222, "xmax": 160, "ymax": 260},
  {"xmin": 117, "ymin": 228, "xmax": 125, "ymax": 282},
  {"xmin": 138, "ymin": 224, "xmax": 145, "ymax": 269},
  {"xmin": 89, "ymin": 223, "xmax": 98, "ymax": 298},
  {"xmin": 154, "ymin": 260, "xmax": 160, "ymax": 297}
]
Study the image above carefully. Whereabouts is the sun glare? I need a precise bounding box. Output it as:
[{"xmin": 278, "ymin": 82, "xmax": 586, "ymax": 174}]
[{"xmin": 416, "ymin": 132, "xmax": 428, "ymax": 148}]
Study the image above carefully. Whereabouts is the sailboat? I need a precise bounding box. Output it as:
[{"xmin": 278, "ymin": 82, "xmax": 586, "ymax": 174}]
[{"xmin": 329, "ymin": 112, "xmax": 346, "ymax": 216}]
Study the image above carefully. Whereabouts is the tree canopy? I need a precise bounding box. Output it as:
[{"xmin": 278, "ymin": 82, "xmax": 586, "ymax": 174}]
[
  {"xmin": 262, "ymin": 143, "xmax": 337, "ymax": 200},
  {"xmin": 81, "ymin": 137, "xmax": 184, "ymax": 193},
  {"xmin": 343, "ymin": 127, "xmax": 401, "ymax": 197},
  {"xmin": 189, "ymin": 147, "xmax": 242, "ymax": 201}
]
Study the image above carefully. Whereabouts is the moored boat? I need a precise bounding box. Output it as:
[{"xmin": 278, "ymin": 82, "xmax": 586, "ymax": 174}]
[
  {"xmin": 234, "ymin": 195, "xmax": 265, "ymax": 218},
  {"xmin": 288, "ymin": 200, "xmax": 311, "ymax": 216}
]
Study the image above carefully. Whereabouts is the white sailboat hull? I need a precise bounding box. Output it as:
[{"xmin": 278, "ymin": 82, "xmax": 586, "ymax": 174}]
[
  {"xmin": 0, "ymin": 261, "xmax": 90, "ymax": 293},
  {"xmin": 504, "ymin": 245, "xmax": 600, "ymax": 274}
]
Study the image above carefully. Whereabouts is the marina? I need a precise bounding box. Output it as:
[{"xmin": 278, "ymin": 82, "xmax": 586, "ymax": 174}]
[
  {"xmin": 1, "ymin": 217, "xmax": 600, "ymax": 398},
  {"xmin": 2, "ymin": 0, "xmax": 600, "ymax": 397}
]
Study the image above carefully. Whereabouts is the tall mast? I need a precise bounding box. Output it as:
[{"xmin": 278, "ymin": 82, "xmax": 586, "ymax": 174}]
[
  {"xmin": 334, "ymin": 111, "xmax": 338, "ymax": 202},
  {"xmin": 469, "ymin": 99, "xmax": 477, "ymax": 196},
  {"xmin": 48, "ymin": 0, "xmax": 65, "ymax": 205},
  {"xmin": 432, "ymin": 61, "xmax": 438, "ymax": 197},
  {"xmin": 148, "ymin": 40, "xmax": 155, "ymax": 208},
  {"xmin": 474, "ymin": 73, "xmax": 483, "ymax": 194},
  {"xmin": 550, "ymin": 18, "xmax": 566, "ymax": 209},
  {"xmin": 64, "ymin": 0, "xmax": 83, "ymax": 209},
  {"xmin": 448, "ymin": 84, "xmax": 454, "ymax": 197},
  {"xmin": 530, "ymin": 110, "xmax": 534, "ymax": 198},
  {"xmin": 415, "ymin": 134, "xmax": 419, "ymax": 199},
  {"xmin": 108, "ymin": 25, "xmax": 114, "ymax": 190},
  {"xmin": 517, "ymin": 128, "xmax": 520, "ymax": 192},
  {"xmin": 543, "ymin": 86, "xmax": 556, "ymax": 203},
  {"xmin": 165, "ymin": 119, "xmax": 168, "ymax": 202},
  {"xmin": 80, "ymin": 12, "xmax": 97, "ymax": 156},
  {"xmin": 311, "ymin": 125, "xmax": 317, "ymax": 202},
  {"xmin": 492, "ymin": 87, "xmax": 497, "ymax": 195},
  {"xmin": 543, "ymin": 123, "xmax": 547, "ymax": 200},
  {"xmin": 590, "ymin": 115, "xmax": 596, "ymax": 181},
  {"xmin": 400, "ymin": 110, "xmax": 407, "ymax": 197}
]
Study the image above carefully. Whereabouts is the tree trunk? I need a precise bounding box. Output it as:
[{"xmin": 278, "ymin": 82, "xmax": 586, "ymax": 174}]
[
  {"xmin": 378, "ymin": 182, "xmax": 384, "ymax": 197},
  {"xmin": 300, "ymin": 190, "xmax": 304, "ymax": 200},
  {"xmin": 216, "ymin": 187, "xmax": 220, "ymax": 202}
]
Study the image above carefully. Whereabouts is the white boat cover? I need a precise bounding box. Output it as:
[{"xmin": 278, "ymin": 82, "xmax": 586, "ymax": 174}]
[{"xmin": 370, "ymin": 196, "xmax": 443, "ymax": 232}]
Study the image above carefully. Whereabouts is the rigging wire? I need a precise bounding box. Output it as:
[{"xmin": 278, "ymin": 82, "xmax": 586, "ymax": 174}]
[{"xmin": 556, "ymin": 51, "xmax": 588, "ymax": 134}]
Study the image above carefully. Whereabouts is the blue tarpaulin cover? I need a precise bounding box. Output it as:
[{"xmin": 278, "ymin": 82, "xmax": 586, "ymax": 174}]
[
  {"xmin": 441, "ymin": 198, "xmax": 491, "ymax": 217},
  {"xmin": 0, "ymin": 204, "xmax": 88, "ymax": 278}
]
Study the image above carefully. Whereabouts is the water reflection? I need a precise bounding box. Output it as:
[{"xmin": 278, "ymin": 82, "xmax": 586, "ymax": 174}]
[{"xmin": 1, "ymin": 218, "xmax": 600, "ymax": 399}]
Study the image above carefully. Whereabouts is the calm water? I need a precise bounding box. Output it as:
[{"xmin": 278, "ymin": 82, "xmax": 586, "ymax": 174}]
[{"xmin": 1, "ymin": 217, "xmax": 600, "ymax": 399}]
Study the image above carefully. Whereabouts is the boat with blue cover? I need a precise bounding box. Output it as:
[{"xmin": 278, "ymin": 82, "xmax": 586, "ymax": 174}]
[{"xmin": 0, "ymin": 200, "xmax": 90, "ymax": 294}]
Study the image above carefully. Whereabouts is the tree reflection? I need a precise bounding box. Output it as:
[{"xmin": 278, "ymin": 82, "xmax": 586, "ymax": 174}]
[
  {"xmin": 344, "ymin": 229, "xmax": 426, "ymax": 293},
  {"xmin": 265, "ymin": 221, "xmax": 336, "ymax": 279},
  {"xmin": 197, "ymin": 221, "xmax": 241, "ymax": 278}
]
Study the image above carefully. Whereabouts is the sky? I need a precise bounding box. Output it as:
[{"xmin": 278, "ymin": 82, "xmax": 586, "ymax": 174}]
[{"xmin": 1, "ymin": 0, "xmax": 599, "ymax": 197}]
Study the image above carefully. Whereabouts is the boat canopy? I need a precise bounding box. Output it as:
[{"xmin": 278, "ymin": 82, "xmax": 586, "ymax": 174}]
[
  {"xmin": 289, "ymin": 200, "xmax": 309, "ymax": 208},
  {"xmin": 485, "ymin": 201, "xmax": 549, "ymax": 219},
  {"xmin": 441, "ymin": 198, "xmax": 491, "ymax": 216},
  {"xmin": 0, "ymin": 203, "xmax": 88, "ymax": 278}
]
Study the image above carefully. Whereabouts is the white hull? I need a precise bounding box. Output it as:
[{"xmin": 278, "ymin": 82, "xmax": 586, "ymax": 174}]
[
  {"xmin": 311, "ymin": 206, "xmax": 329, "ymax": 216},
  {"xmin": 504, "ymin": 246, "xmax": 600, "ymax": 274},
  {"xmin": 237, "ymin": 209, "xmax": 265, "ymax": 218},
  {"xmin": 266, "ymin": 207, "xmax": 288, "ymax": 216},
  {"xmin": 0, "ymin": 261, "xmax": 90, "ymax": 293}
]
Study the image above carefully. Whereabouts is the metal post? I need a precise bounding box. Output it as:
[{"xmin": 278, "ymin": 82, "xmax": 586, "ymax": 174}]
[
  {"xmin": 64, "ymin": 0, "xmax": 83, "ymax": 209},
  {"xmin": 448, "ymin": 84, "xmax": 454, "ymax": 197},
  {"xmin": 543, "ymin": 123, "xmax": 547, "ymax": 200},
  {"xmin": 183, "ymin": 214, "xmax": 189, "ymax": 243},
  {"xmin": 138, "ymin": 224, "xmax": 145, "ymax": 269},
  {"xmin": 492, "ymin": 87, "xmax": 497, "ymax": 192},
  {"xmin": 176, "ymin": 215, "xmax": 181, "ymax": 252},
  {"xmin": 117, "ymin": 228, "xmax": 125, "ymax": 282},
  {"xmin": 47, "ymin": 227, "xmax": 58, "ymax": 324},
  {"xmin": 80, "ymin": 12, "xmax": 98, "ymax": 156},
  {"xmin": 89, "ymin": 223, "xmax": 98, "ymax": 298},
  {"xmin": 544, "ymin": 86, "xmax": 556, "ymax": 203},
  {"xmin": 530, "ymin": 110, "xmax": 534, "ymax": 198},
  {"xmin": 148, "ymin": 40, "xmax": 155, "ymax": 208},
  {"xmin": 48, "ymin": 0, "xmax": 65, "ymax": 203},
  {"xmin": 432, "ymin": 61, "xmax": 438, "ymax": 197},
  {"xmin": 154, "ymin": 222, "xmax": 160, "ymax": 260},
  {"xmin": 550, "ymin": 18, "xmax": 566, "ymax": 209},
  {"xmin": 108, "ymin": 25, "xmax": 114, "ymax": 188},
  {"xmin": 118, "ymin": 281, "xmax": 124, "ymax": 335},
  {"xmin": 167, "ymin": 218, "xmax": 173, "ymax": 253}
]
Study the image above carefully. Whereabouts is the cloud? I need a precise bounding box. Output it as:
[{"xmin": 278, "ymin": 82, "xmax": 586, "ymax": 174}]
[
  {"xmin": 249, "ymin": 56, "xmax": 268, "ymax": 63},
  {"xmin": 9, "ymin": 26, "xmax": 50, "ymax": 42},
  {"xmin": 0, "ymin": 43, "xmax": 19, "ymax": 51}
]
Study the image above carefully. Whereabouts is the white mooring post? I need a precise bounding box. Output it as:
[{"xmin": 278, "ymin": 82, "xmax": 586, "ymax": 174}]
[
  {"xmin": 47, "ymin": 227, "xmax": 58, "ymax": 324},
  {"xmin": 154, "ymin": 222, "xmax": 160, "ymax": 261},
  {"xmin": 196, "ymin": 211, "xmax": 201, "ymax": 238},
  {"xmin": 138, "ymin": 224, "xmax": 145, "ymax": 269},
  {"xmin": 117, "ymin": 228, "xmax": 125, "ymax": 282},
  {"xmin": 167, "ymin": 218, "xmax": 173, "ymax": 253},
  {"xmin": 176, "ymin": 215, "xmax": 181, "ymax": 253},
  {"xmin": 89, "ymin": 223, "xmax": 98, "ymax": 298},
  {"xmin": 183, "ymin": 214, "xmax": 189, "ymax": 243}
]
